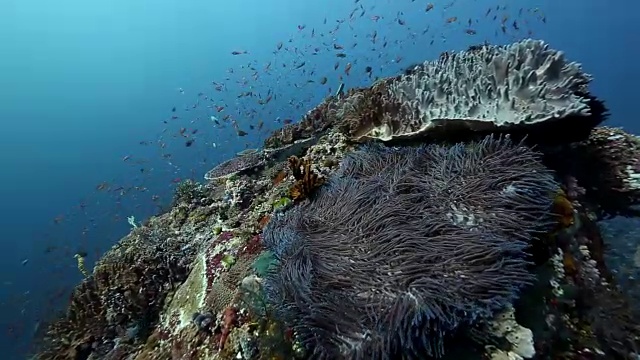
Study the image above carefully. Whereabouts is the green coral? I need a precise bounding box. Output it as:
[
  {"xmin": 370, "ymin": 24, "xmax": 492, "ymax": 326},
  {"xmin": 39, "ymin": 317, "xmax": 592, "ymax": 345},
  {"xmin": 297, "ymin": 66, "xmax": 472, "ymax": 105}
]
[
  {"xmin": 272, "ymin": 197, "xmax": 292, "ymax": 211},
  {"xmin": 221, "ymin": 254, "xmax": 236, "ymax": 270},
  {"xmin": 173, "ymin": 179, "xmax": 205, "ymax": 205},
  {"xmin": 187, "ymin": 207, "xmax": 212, "ymax": 225},
  {"xmin": 172, "ymin": 205, "xmax": 189, "ymax": 227},
  {"xmin": 253, "ymin": 251, "xmax": 277, "ymax": 277}
]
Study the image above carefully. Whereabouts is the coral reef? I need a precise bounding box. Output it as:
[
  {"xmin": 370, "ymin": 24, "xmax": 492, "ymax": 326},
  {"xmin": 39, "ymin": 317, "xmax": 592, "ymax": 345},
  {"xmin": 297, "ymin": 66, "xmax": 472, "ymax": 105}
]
[
  {"xmin": 262, "ymin": 136, "xmax": 559, "ymax": 359},
  {"xmin": 333, "ymin": 85, "xmax": 394, "ymax": 139},
  {"xmin": 33, "ymin": 39, "xmax": 640, "ymax": 360},
  {"xmin": 523, "ymin": 185, "xmax": 640, "ymax": 359},
  {"xmin": 302, "ymin": 131, "xmax": 350, "ymax": 177},
  {"xmin": 263, "ymin": 39, "xmax": 607, "ymax": 150},
  {"xmin": 263, "ymin": 136, "xmax": 319, "ymax": 163},
  {"xmin": 484, "ymin": 306, "xmax": 535, "ymax": 360}
]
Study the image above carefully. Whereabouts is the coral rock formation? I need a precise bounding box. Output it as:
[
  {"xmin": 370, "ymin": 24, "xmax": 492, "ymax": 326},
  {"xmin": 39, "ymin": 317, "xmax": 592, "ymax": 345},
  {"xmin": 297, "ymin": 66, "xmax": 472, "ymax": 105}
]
[{"xmin": 349, "ymin": 39, "xmax": 600, "ymax": 142}]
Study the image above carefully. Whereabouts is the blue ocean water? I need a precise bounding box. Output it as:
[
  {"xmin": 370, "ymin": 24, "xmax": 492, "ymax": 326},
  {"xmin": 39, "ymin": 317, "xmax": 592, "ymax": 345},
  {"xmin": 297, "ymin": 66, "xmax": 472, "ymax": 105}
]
[{"xmin": 0, "ymin": 0, "xmax": 637, "ymax": 358}]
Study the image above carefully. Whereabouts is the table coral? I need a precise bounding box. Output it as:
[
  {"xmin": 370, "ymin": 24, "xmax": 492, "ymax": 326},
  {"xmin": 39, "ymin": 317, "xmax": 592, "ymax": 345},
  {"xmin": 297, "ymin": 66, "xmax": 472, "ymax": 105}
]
[{"xmin": 345, "ymin": 39, "xmax": 604, "ymax": 142}]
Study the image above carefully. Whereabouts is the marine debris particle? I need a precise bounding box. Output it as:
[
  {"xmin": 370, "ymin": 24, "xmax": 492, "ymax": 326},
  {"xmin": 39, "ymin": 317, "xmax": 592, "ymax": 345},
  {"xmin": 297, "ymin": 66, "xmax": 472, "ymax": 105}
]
[{"xmin": 287, "ymin": 155, "xmax": 324, "ymax": 200}]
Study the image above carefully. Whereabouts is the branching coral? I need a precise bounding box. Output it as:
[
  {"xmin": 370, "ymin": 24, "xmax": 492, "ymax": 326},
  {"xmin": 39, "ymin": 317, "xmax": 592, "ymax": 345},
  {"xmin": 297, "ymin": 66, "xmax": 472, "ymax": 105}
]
[
  {"xmin": 173, "ymin": 179, "xmax": 207, "ymax": 206},
  {"xmin": 262, "ymin": 135, "xmax": 560, "ymax": 359},
  {"xmin": 287, "ymin": 156, "xmax": 324, "ymax": 201}
]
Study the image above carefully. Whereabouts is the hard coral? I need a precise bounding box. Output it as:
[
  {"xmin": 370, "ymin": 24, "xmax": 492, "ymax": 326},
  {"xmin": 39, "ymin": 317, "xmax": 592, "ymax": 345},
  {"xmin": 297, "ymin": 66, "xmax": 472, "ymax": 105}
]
[
  {"xmin": 204, "ymin": 150, "xmax": 266, "ymax": 182},
  {"xmin": 36, "ymin": 281, "xmax": 103, "ymax": 360},
  {"xmin": 334, "ymin": 85, "xmax": 397, "ymax": 139},
  {"xmin": 262, "ymin": 135, "xmax": 559, "ymax": 359},
  {"xmin": 344, "ymin": 39, "xmax": 604, "ymax": 143},
  {"xmin": 550, "ymin": 209, "xmax": 640, "ymax": 358},
  {"xmin": 287, "ymin": 156, "xmax": 324, "ymax": 201},
  {"xmin": 173, "ymin": 179, "xmax": 206, "ymax": 206},
  {"xmin": 203, "ymin": 233, "xmax": 264, "ymax": 318}
]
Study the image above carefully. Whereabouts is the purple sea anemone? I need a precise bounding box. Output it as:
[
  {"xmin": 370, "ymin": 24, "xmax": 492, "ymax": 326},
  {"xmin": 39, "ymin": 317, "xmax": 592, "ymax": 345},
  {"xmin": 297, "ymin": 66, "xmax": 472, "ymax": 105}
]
[{"xmin": 262, "ymin": 136, "xmax": 560, "ymax": 359}]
